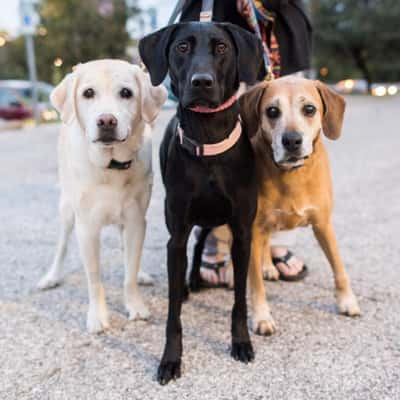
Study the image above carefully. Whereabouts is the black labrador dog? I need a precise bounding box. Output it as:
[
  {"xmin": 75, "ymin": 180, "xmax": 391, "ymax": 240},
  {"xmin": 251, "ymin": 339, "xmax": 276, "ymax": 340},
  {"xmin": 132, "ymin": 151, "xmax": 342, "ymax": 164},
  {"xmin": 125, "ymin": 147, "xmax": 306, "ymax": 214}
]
[{"xmin": 139, "ymin": 22, "xmax": 263, "ymax": 384}]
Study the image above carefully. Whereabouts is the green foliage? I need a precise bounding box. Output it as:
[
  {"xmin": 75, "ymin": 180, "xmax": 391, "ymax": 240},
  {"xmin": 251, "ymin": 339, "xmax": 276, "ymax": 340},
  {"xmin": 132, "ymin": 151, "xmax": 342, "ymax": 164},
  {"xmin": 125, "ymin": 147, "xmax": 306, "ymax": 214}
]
[
  {"xmin": 313, "ymin": 0, "xmax": 400, "ymax": 87},
  {"xmin": 0, "ymin": 0, "xmax": 138, "ymax": 84}
]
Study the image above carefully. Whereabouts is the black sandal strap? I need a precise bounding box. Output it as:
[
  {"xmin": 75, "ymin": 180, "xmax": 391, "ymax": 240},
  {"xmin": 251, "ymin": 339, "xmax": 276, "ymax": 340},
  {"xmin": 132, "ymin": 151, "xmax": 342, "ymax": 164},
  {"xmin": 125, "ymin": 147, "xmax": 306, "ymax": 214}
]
[
  {"xmin": 201, "ymin": 260, "xmax": 226, "ymax": 272},
  {"xmin": 272, "ymin": 250, "xmax": 294, "ymax": 265}
]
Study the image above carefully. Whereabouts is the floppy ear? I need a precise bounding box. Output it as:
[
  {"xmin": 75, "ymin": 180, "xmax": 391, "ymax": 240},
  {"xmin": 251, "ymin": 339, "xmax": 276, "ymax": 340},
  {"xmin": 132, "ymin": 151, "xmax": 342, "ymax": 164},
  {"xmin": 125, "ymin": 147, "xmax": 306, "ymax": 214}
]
[
  {"xmin": 139, "ymin": 24, "xmax": 178, "ymax": 86},
  {"xmin": 239, "ymin": 81, "xmax": 267, "ymax": 137},
  {"xmin": 50, "ymin": 72, "xmax": 78, "ymax": 125},
  {"xmin": 314, "ymin": 80, "xmax": 346, "ymax": 140},
  {"xmin": 220, "ymin": 23, "xmax": 264, "ymax": 85},
  {"xmin": 134, "ymin": 66, "xmax": 168, "ymax": 124}
]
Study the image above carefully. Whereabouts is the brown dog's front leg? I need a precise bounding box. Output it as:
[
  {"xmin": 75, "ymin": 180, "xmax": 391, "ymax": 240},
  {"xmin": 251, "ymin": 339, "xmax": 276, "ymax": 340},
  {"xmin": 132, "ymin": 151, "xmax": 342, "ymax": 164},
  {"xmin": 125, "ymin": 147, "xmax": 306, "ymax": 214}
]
[
  {"xmin": 312, "ymin": 221, "xmax": 361, "ymax": 316},
  {"xmin": 248, "ymin": 226, "xmax": 277, "ymax": 335}
]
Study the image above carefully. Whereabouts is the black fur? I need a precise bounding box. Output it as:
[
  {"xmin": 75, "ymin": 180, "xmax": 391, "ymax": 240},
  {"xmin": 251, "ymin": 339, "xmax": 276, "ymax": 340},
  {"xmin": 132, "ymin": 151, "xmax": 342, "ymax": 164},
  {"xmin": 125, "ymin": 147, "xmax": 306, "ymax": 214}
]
[{"xmin": 139, "ymin": 21, "xmax": 263, "ymax": 385}]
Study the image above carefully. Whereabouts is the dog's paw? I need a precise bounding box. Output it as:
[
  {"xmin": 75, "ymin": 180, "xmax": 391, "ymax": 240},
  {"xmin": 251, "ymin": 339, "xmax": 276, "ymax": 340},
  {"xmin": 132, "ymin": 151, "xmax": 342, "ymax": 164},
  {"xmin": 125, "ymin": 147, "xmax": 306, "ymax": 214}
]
[
  {"xmin": 37, "ymin": 272, "xmax": 62, "ymax": 290},
  {"xmin": 86, "ymin": 307, "xmax": 110, "ymax": 334},
  {"xmin": 157, "ymin": 360, "xmax": 181, "ymax": 385},
  {"xmin": 138, "ymin": 270, "xmax": 154, "ymax": 286},
  {"xmin": 252, "ymin": 309, "xmax": 277, "ymax": 336},
  {"xmin": 231, "ymin": 341, "xmax": 255, "ymax": 363},
  {"xmin": 263, "ymin": 264, "xmax": 280, "ymax": 281},
  {"xmin": 126, "ymin": 300, "xmax": 150, "ymax": 321},
  {"xmin": 337, "ymin": 291, "xmax": 361, "ymax": 317}
]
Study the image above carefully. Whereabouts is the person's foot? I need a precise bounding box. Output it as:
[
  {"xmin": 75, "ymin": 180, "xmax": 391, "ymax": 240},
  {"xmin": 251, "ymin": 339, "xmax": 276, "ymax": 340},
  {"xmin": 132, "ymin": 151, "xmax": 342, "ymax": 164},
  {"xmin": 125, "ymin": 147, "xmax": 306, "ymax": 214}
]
[
  {"xmin": 269, "ymin": 246, "xmax": 307, "ymax": 281},
  {"xmin": 199, "ymin": 254, "xmax": 231, "ymax": 286}
]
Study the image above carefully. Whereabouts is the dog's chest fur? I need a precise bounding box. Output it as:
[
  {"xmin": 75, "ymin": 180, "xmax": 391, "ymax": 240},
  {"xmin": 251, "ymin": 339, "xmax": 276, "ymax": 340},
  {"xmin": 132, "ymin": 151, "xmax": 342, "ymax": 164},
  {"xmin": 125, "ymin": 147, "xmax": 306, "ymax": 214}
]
[
  {"xmin": 162, "ymin": 118, "xmax": 256, "ymax": 227},
  {"xmin": 59, "ymin": 125, "xmax": 152, "ymax": 226},
  {"xmin": 256, "ymin": 141, "xmax": 333, "ymax": 231}
]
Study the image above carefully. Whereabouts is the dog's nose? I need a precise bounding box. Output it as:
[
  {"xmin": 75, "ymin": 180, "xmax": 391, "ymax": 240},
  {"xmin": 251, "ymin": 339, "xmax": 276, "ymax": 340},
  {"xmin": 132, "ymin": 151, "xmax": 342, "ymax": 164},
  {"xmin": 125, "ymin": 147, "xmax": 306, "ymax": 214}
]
[
  {"xmin": 96, "ymin": 114, "xmax": 118, "ymax": 129},
  {"xmin": 191, "ymin": 73, "xmax": 214, "ymax": 89},
  {"xmin": 282, "ymin": 132, "xmax": 303, "ymax": 152}
]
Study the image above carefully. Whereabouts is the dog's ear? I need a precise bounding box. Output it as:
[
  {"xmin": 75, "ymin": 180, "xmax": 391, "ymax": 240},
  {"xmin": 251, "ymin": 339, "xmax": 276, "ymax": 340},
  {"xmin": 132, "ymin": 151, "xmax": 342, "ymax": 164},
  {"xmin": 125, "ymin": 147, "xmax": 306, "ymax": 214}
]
[
  {"xmin": 133, "ymin": 66, "xmax": 168, "ymax": 123},
  {"xmin": 50, "ymin": 72, "xmax": 78, "ymax": 125},
  {"xmin": 139, "ymin": 25, "xmax": 178, "ymax": 86},
  {"xmin": 314, "ymin": 80, "xmax": 346, "ymax": 140},
  {"xmin": 239, "ymin": 82, "xmax": 267, "ymax": 137},
  {"xmin": 220, "ymin": 23, "xmax": 264, "ymax": 85}
]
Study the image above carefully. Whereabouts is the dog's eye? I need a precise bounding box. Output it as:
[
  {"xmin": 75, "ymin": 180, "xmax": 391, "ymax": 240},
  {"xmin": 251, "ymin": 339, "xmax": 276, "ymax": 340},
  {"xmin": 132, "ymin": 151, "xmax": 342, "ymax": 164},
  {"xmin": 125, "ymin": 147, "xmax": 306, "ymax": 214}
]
[
  {"xmin": 216, "ymin": 42, "xmax": 227, "ymax": 55},
  {"xmin": 120, "ymin": 88, "xmax": 133, "ymax": 99},
  {"xmin": 83, "ymin": 88, "xmax": 95, "ymax": 99},
  {"xmin": 176, "ymin": 42, "xmax": 190, "ymax": 53},
  {"xmin": 266, "ymin": 106, "xmax": 281, "ymax": 119},
  {"xmin": 303, "ymin": 104, "xmax": 316, "ymax": 117}
]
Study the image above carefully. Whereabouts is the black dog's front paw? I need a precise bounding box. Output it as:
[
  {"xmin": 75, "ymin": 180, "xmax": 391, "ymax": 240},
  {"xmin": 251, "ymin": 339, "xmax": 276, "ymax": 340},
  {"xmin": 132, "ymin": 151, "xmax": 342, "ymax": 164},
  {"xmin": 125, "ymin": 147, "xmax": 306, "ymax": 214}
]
[
  {"xmin": 231, "ymin": 341, "xmax": 255, "ymax": 363},
  {"xmin": 157, "ymin": 360, "xmax": 182, "ymax": 385}
]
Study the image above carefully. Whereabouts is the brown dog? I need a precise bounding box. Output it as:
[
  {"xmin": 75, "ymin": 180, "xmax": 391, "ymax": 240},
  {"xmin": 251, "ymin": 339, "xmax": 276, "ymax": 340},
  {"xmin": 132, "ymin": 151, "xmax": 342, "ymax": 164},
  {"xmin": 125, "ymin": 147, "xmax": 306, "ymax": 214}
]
[{"xmin": 239, "ymin": 76, "xmax": 361, "ymax": 335}]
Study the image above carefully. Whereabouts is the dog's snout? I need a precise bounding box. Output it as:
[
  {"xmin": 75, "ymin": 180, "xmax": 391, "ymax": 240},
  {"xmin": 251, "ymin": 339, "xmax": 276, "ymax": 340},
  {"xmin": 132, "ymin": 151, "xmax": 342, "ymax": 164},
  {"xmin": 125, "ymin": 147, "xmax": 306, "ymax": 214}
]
[
  {"xmin": 96, "ymin": 114, "xmax": 118, "ymax": 129},
  {"xmin": 282, "ymin": 132, "xmax": 303, "ymax": 152},
  {"xmin": 191, "ymin": 73, "xmax": 214, "ymax": 90}
]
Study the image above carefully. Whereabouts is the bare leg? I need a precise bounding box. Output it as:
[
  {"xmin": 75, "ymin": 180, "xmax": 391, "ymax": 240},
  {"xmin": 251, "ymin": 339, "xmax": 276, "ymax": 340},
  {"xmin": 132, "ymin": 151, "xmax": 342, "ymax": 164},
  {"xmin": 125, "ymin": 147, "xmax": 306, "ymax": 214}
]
[
  {"xmin": 75, "ymin": 220, "xmax": 109, "ymax": 333},
  {"xmin": 248, "ymin": 227, "xmax": 276, "ymax": 335},
  {"xmin": 37, "ymin": 200, "xmax": 74, "ymax": 289},
  {"xmin": 313, "ymin": 221, "xmax": 360, "ymax": 316}
]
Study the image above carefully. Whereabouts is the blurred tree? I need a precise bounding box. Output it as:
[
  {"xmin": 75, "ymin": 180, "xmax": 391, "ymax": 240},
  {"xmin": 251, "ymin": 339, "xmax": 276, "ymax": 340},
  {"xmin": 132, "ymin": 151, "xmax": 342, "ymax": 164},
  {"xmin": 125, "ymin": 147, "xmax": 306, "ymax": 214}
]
[
  {"xmin": 313, "ymin": 0, "xmax": 400, "ymax": 91},
  {"xmin": 0, "ymin": 35, "xmax": 28, "ymax": 80},
  {"xmin": 0, "ymin": 0, "xmax": 140, "ymax": 83}
]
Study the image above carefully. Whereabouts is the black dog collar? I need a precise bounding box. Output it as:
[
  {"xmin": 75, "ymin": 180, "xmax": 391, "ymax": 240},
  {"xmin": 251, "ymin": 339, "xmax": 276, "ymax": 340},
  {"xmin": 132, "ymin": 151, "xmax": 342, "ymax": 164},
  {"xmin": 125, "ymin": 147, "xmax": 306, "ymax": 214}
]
[{"xmin": 107, "ymin": 159, "xmax": 133, "ymax": 170}]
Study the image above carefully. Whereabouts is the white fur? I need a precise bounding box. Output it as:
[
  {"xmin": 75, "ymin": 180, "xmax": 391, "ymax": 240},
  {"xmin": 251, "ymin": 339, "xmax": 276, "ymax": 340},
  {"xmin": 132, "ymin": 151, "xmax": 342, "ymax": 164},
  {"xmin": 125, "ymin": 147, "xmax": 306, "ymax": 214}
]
[{"xmin": 38, "ymin": 60, "xmax": 167, "ymax": 333}]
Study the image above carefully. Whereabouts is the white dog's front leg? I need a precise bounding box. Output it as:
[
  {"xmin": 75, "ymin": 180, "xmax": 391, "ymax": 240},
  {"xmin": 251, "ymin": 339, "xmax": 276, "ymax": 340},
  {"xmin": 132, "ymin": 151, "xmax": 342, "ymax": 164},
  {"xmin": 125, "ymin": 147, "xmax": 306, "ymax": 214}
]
[
  {"xmin": 75, "ymin": 221, "xmax": 110, "ymax": 333},
  {"xmin": 123, "ymin": 206, "xmax": 150, "ymax": 321}
]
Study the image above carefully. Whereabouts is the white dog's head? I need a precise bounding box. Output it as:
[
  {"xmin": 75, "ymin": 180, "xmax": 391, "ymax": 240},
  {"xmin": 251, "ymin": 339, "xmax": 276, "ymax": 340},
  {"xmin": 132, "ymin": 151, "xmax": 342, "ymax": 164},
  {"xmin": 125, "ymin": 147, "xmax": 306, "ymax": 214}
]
[{"xmin": 51, "ymin": 59, "xmax": 167, "ymax": 146}]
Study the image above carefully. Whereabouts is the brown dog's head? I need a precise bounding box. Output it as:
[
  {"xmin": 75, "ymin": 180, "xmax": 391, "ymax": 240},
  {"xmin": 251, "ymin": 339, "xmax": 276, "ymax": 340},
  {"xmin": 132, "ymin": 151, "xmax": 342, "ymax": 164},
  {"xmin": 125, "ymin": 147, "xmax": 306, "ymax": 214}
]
[{"xmin": 239, "ymin": 76, "xmax": 346, "ymax": 170}]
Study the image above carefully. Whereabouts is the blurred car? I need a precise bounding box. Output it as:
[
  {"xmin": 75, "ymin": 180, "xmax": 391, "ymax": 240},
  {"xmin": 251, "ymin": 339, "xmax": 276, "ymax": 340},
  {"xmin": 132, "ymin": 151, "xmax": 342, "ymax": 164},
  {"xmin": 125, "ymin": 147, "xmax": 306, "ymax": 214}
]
[
  {"xmin": 334, "ymin": 79, "xmax": 368, "ymax": 94},
  {"xmin": 371, "ymin": 83, "xmax": 399, "ymax": 97},
  {"xmin": 334, "ymin": 79, "xmax": 399, "ymax": 96},
  {"xmin": 0, "ymin": 80, "xmax": 58, "ymax": 122},
  {"xmin": 0, "ymin": 88, "xmax": 32, "ymax": 120}
]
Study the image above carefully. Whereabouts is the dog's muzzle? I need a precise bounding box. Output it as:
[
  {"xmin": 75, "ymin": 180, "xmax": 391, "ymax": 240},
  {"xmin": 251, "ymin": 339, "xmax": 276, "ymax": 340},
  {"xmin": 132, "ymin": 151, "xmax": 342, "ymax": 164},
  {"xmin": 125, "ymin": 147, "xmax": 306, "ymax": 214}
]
[{"xmin": 93, "ymin": 113, "xmax": 125, "ymax": 145}]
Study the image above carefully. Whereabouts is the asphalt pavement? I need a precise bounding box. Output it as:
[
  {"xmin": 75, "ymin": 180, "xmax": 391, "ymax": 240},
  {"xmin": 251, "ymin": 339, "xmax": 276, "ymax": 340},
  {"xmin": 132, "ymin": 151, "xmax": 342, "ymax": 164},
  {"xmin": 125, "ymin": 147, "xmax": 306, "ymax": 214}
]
[{"xmin": 0, "ymin": 95, "xmax": 399, "ymax": 399}]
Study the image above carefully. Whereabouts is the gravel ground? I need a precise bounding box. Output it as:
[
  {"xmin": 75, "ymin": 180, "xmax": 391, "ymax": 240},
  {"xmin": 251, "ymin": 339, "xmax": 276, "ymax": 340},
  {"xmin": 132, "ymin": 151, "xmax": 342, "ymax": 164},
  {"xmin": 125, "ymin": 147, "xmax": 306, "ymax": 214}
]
[{"xmin": 0, "ymin": 96, "xmax": 399, "ymax": 400}]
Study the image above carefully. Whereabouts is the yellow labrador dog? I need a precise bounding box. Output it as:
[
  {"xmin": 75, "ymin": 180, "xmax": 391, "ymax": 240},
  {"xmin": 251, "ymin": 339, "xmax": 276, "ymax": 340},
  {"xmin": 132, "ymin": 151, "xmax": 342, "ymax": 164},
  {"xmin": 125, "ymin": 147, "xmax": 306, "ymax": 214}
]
[
  {"xmin": 37, "ymin": 60, "xmax": 167, "ymax": 333},
  {"xmin": 239, "ymin": 77, "xmax": 361, "ymax": 335}
]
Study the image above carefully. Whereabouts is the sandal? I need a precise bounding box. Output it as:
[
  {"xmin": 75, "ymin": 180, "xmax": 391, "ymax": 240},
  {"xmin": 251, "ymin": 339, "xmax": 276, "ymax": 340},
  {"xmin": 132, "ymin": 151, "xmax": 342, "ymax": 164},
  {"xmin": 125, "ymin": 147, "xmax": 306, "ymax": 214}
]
[
  {"xmin": 198, "ymin": 260, "xmax": 229, "ymax": 289},
  {"xmin": 272, "ymin": 250, "xmax": 308, "ymax": 282}
]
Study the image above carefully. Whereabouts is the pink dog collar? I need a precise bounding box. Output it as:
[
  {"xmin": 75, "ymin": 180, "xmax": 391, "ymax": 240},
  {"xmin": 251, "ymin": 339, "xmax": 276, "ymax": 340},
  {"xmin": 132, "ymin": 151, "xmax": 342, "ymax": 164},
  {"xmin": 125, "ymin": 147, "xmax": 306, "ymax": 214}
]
[
  {"xmin": 177, "ymin": 118, "xmax": 242, "ymax": 157},
  {"xmin": 188, "ymin": 93, "xmax": 238, "ymax": 114}
]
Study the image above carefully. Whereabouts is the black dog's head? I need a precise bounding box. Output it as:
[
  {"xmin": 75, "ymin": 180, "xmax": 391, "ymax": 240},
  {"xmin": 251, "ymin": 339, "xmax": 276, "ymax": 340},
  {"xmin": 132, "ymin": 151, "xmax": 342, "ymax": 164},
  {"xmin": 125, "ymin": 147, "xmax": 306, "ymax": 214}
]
[{"xmin": 139, "ymin": 22, "xmax": 263, "ymax": 109}]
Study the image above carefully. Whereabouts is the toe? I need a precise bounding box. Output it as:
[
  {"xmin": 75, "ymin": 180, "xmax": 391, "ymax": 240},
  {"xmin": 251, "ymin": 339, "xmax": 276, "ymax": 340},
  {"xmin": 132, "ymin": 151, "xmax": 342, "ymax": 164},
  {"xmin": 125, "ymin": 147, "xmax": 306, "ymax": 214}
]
[
  {"xmin": 231, "ymin": 342, "xmax": 255, "ymax": 363},
  {"xmin": 158, "ymin": 361, "xmax": 181, "ymax": 385}
]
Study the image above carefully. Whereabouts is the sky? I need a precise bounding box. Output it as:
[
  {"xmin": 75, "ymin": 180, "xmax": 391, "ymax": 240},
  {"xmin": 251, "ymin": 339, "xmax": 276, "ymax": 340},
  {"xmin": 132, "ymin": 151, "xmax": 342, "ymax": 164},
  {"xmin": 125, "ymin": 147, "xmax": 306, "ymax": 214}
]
[{"xmin": 0, "ymin": 0, "xmax": 172, "ymax": 36}]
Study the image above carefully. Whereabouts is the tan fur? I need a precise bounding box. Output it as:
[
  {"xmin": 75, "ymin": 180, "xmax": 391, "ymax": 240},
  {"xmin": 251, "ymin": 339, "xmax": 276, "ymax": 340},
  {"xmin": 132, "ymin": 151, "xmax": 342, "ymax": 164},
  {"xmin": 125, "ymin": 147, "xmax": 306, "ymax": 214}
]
[{"xmin": 240, "ymin": 76, "xmax": 360, "ymax": 335}]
